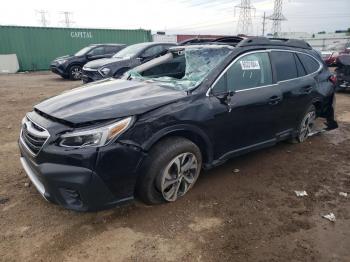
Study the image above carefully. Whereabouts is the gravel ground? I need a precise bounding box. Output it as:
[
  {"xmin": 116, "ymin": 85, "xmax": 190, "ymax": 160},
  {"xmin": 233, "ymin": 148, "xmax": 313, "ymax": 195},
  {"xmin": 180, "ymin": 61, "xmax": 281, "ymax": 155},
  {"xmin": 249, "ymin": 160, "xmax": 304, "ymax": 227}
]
[{"xmin": 0, "ymin": 72, "xmax": 349, "ymax": 262}]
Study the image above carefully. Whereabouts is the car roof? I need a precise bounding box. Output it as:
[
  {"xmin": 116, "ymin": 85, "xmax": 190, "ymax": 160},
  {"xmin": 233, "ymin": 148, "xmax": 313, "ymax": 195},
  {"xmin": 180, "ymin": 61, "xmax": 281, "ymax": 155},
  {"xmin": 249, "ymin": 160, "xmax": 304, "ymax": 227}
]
[
  {"xmin": 170, "ymin": 44, "xmax": 234, "ymax": 52},
  {"xmin": 237, "ymin": 37, "xmax": 312, "ymax": 50},
  {"xmin": 89, "ymin": 43, "xmax": 126, "ymax": 47},
  {"xmin": 180, "ymin": 36, "xmax": 312, "ymax": 50}
]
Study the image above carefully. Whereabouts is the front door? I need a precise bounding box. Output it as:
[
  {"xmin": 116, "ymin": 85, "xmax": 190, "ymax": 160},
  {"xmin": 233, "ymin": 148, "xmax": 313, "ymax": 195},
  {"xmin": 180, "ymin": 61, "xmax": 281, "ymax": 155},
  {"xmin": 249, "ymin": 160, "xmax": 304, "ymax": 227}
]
[{"xmin": 208, "ymin": 51, "xmax": 283, "ymax": 159}]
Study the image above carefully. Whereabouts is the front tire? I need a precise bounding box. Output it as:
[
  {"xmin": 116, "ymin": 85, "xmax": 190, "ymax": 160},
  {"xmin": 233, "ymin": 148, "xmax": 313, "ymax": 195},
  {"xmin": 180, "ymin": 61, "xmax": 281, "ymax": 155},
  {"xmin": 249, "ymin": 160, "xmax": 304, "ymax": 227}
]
[
  {"xmin": 136, "ymin": 137, "xmax": 202, "ymax": 205},
  {"xmin": 69, "ymin": 65, "xmax": 82, "ymax": 80}
]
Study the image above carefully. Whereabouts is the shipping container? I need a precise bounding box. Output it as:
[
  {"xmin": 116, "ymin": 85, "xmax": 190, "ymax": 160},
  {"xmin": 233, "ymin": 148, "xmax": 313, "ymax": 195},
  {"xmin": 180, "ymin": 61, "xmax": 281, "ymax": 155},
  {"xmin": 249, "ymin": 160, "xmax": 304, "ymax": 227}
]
[{"xmin": 0, "ymin": 26, "xmax": 152, "ymax": 71}]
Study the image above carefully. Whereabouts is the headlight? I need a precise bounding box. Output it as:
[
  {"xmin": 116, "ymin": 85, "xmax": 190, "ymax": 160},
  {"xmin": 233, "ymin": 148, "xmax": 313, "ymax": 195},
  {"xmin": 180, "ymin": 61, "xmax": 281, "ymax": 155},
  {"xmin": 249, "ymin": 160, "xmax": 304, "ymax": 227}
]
[
  {"xmin": 57, "ymin": 59, "xmax": 67, "ymax": 65},
  {"xmin": 100, "ymin": 67, "xmax": 111, "ymax": 76},
  {"xmin": 59, "ymin": 117, "xmax": 133, "ymax": 148}
]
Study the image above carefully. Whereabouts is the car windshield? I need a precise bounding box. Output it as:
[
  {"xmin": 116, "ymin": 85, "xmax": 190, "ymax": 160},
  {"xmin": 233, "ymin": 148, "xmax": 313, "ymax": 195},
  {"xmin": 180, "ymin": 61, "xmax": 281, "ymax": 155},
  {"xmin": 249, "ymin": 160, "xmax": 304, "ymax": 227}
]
[
  {"xmin": 113, "ymin": 43, "xmax": 150, "ymax": 59},
  {"xmin": 75, "ymin": 46, "xmax": 94, "ymax": 56},
  {"xmin": 126, "ymin": 45, "xmax": 233, "ymax": 91}
]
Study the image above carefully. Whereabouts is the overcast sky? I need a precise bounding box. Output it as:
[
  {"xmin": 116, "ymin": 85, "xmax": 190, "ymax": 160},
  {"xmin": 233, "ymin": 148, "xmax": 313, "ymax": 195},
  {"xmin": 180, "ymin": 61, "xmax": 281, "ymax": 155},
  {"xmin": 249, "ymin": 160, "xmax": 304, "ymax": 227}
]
[{"xmin": 1, "ymin": 0, "xmax": 349, "ymax": 35}]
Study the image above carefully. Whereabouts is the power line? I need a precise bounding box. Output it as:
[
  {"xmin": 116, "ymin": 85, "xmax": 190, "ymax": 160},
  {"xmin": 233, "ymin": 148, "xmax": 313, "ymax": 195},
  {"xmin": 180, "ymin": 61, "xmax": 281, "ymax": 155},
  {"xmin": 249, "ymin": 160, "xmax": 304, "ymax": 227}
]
[
  {"xmin": 36, "ymin": 10, "xmax": 49, "ymax": 27},
  {"xmin": 235, "ymin": 0, "xmax": 256, "ymax": 35},
  {"xmin": 267, "ymin": 0, "xmax": 287, "ymax": 37}
]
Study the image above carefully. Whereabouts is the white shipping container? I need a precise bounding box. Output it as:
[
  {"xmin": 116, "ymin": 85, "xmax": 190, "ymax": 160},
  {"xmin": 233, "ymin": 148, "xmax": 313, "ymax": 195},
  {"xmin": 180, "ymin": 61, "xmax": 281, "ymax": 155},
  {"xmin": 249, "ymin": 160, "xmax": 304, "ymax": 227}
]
[{"xmin": 152, "ymin": 34, "xmax": 177, "ymax": 43}]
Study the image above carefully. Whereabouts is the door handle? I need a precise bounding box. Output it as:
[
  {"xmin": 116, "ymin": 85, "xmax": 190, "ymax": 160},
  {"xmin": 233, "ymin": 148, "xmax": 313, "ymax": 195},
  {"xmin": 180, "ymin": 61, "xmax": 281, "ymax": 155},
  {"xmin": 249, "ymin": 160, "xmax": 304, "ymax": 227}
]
[{"xmin": 268, "ymin": 95, "xmax": 281, "ymax": 105}]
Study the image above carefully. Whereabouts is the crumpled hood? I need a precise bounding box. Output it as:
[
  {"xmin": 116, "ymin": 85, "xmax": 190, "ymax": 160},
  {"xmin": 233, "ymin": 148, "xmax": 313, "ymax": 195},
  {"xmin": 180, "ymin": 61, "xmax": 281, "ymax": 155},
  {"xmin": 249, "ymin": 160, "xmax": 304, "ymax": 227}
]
[
  {"xmin": 84, "ymin": 57, "xmax": 131, "ymax": 70},
  {"xmin": 35, "ymin": 79, "xmax": 186, "ymax": 125}
]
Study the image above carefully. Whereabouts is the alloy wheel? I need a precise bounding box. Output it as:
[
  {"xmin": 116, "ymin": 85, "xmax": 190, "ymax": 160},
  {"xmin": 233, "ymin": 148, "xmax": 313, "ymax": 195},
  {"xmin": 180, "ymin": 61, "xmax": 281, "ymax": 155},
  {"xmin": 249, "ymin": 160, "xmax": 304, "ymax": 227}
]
[
  {"xmin": 158, "ymin": 152, "xmax": 200, "ymax": 202},
  {"xmin": 71, "ymin": 67, "xmax": 82, "ymax": 80},
  {"xmin": 298, "ymin": 110, "xmax": 316, "ymax": 142}
]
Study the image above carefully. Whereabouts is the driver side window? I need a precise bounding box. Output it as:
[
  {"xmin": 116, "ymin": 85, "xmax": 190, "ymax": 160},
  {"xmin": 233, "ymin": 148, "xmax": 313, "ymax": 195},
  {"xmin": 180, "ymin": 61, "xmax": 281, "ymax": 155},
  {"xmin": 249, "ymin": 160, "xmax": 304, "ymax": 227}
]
[
  {"xmin": 88, "ymin": 46, "xmax": 105, "ymax": 56},
  {"xmin": 213, "ymin": 52, "xmax": 272, "ymax": 93},
  {"xmin": 142, "ymin": 45, "xmax": 164, "ymax": 58}
]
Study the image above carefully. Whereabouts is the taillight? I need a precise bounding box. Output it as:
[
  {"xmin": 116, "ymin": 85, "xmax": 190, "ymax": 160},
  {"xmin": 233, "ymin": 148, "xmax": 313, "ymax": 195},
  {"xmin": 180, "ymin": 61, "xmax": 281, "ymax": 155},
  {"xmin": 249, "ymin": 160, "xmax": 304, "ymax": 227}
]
[{"xmin": 329, "ymin": 75, "xmax": 337, "ymax": 85}]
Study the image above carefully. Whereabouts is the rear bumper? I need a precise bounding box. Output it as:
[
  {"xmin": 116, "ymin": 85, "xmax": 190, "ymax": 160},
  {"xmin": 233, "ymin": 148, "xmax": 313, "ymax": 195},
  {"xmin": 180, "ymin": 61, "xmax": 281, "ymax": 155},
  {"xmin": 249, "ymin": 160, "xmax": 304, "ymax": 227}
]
[{"xmin": 82, "ymin": 69, "xmax": 103, "ymax": 83}]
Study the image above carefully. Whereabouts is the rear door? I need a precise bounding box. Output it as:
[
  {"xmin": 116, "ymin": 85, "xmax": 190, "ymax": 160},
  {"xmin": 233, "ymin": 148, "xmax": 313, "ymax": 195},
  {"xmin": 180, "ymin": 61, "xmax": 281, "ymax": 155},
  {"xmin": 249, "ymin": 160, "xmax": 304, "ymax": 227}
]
[{"xmin": 270, "ymin": 50, "xmax": 321, "ymax": 131}]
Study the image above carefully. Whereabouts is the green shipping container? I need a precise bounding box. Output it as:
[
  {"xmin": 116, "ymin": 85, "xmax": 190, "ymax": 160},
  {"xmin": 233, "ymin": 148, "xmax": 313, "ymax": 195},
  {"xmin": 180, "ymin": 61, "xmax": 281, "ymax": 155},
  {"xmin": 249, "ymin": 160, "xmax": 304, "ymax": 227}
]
[{"xmin": 0, "ymin": 25, "xmax": 152, "ymax": 71}]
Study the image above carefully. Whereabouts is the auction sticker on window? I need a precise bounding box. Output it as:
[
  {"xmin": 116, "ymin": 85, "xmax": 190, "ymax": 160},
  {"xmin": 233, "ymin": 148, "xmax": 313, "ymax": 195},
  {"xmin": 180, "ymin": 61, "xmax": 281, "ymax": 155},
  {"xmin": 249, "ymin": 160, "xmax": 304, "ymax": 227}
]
[{"xmin": 240, "ymin": 60, "xmax": 260, "ymax": 70}]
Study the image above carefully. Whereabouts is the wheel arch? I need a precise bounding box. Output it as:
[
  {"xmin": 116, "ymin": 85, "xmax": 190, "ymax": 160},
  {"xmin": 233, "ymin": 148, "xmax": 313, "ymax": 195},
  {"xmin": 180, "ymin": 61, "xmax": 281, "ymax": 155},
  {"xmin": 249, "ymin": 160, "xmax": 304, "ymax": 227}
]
[
  {"xmin": 312, "ymin": 98, "xmax": 323, "ymax": 117},
  {"xmin": 67, "ymin": 63, "xmax": 83, "ymax": 70},
  {"xmin": 113, "ymin": 67, "xmax": 130, "ymax": 77},
  {"xmin": 142, "ymin": 124, "xmax": 214, "ymax": 165}
]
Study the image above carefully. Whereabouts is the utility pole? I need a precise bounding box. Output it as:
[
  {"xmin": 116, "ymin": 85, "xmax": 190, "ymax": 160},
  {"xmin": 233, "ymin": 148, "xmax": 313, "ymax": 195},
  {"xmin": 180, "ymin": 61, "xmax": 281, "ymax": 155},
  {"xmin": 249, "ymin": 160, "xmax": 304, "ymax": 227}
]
[
  {"xmin": 267, "ymin": 0, "xmax": 287, "ymax": 37},
  {"xmin": 60, "ymin": 11, "xmax": 75, "ymax": 28},
  {"xmin": 36, "ymin": 10, "xmax": 49, "ymax": 27},
  {"xmin": 262, "ymin": 12, "xmax": 266, "ymax": 36},
  {"xmin": 234, "ymin": 0, "xmax": 256, "ymax": 35}
]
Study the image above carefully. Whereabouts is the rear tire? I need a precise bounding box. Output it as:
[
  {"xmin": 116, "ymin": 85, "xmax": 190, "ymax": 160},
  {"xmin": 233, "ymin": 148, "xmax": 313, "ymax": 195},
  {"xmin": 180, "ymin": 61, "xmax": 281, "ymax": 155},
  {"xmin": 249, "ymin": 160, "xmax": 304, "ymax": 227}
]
[
  {"xmin": 136, "ymin": 137, "xmax": 202, "ymax": 205},
  {"xmin": 293, "ymin": 105, "xmax": 317, "ymax": 143},
  {"xmin": 69, "ymin": 65, "xmax": 82, "ymax": 80}
]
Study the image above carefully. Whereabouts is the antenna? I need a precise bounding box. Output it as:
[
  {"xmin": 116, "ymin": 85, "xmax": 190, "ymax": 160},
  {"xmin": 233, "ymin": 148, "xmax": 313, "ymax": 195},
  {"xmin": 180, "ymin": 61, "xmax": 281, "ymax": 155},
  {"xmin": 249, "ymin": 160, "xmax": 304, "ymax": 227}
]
[
  {"xmin": 60, "ymin": 11, "xmax": 75, "ymax": 28},
  {"xmin": 36, "ymin": 10, "xmax": 49, "ymax": 27},
  {"xmin": 267, "ymin": 0, "xmax": 287, "ymax": 37},
  {"xmin": 234, "ymin": 0, "xmax": 256, "ymax": 35}
]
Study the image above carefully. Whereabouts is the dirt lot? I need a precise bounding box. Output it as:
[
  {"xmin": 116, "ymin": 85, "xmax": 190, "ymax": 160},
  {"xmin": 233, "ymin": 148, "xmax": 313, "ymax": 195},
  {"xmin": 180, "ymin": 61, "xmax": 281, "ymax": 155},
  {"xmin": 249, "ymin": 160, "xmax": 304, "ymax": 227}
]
[{"xmin": 0, "ymin": 72, "xmax": 349, "ymax": 262}]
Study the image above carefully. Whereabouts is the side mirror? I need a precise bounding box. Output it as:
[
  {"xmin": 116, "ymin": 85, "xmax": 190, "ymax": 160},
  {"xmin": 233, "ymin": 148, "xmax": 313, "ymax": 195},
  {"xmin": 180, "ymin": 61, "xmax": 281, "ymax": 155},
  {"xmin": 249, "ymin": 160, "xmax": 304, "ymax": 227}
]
[{"xmin": 211, "ymin": 89, "xmax": 235, "ymax": 105}]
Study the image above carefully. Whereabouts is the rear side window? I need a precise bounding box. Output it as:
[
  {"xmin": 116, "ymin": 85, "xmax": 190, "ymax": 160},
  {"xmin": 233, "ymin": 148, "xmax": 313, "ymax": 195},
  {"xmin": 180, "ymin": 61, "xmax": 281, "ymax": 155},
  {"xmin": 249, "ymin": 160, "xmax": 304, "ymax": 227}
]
[
  {"xmin": 297, "ymin": 53, "xmax": 320, "ymax": 74},
  {"xmin": 271, "ymin": 51, "xmax": 297, "ymax": 81},
  {"xmin": 294, "ymin": 54, "xmax": 306, "ymax": 77}
]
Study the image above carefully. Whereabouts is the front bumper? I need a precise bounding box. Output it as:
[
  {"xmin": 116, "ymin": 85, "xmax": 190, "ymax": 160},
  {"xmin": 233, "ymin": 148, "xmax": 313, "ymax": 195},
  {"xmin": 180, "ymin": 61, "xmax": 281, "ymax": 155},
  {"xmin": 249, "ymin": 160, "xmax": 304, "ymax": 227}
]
[
  {"xmin": 19, "ymin": 140, "xmax": 135, "ymax": 211},
  {"xmin": 50, "ymin": 64, "xmax": 68, "ymax": 77},
  {"xmin": 82, "ymin": 68, "xmax": 103, "ymax": 83},
  {"xmin": 18, "ymin": 113, "xmax": 145, "ymax": 211}
]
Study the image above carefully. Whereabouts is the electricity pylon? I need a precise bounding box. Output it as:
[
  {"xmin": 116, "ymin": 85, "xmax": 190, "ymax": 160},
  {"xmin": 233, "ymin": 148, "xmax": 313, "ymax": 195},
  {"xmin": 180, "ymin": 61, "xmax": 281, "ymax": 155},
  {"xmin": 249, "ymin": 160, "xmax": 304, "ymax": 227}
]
[
  {"xmin": 36, "ymin": 10, "xmax": 49, "ymax": 27},
  {"xmin": 235, "ymin": 0, "xmax": 256, "ymax": 35},
  {"xmin": 268, "ymin": 0, "xmax": 287, "ymax": 37}
]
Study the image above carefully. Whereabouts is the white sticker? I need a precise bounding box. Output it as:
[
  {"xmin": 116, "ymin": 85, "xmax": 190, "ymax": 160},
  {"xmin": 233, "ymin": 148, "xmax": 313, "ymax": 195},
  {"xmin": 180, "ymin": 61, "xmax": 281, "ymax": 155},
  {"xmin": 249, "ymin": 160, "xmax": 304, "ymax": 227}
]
[{"xmin": 240, "ymin": 60, "xmax": 260, "ymax": 70}]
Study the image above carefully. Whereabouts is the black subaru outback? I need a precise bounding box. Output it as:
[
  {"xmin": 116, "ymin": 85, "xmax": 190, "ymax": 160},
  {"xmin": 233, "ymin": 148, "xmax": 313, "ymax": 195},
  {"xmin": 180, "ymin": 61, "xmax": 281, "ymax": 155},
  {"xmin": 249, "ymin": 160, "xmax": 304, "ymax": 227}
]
[
  {"xmin": 19, "ymin": 37, "xmax": 338, "ymax": 211},
  {"xmin": 50, "ymin": 43, "xmax": 126, "ymax": 80}
]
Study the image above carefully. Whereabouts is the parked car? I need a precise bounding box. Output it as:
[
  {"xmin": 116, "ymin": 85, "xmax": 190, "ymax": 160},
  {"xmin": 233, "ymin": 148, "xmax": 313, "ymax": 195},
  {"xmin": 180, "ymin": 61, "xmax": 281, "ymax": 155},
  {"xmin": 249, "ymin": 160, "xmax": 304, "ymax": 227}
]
[
  {"xmin": 19, "ymin": 37, "xmax": 338, "ymax": 211},
  {"xmin": 81, "ymin": 42, "xmax": 176, "ymax": 83},
  {"xmin": 179, "ymin": 37, "xmax": 217, "ymax": 45},
  {"xmin": 50, "ymin": 44, "xmax": 126, "ymax": 80},
  {"xmin": 321, "ymin": 41, "xmax": 350, "ymax": 66},
  {"xmin": 335, "ymin": 54, "xmax": 350, "ymax": 91}
]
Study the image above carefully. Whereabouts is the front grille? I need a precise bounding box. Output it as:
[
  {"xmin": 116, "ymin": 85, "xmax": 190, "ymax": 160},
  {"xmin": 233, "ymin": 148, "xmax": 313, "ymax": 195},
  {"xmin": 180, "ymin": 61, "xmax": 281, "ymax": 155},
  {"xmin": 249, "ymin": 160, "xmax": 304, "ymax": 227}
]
[
  {"xmin": 21, "ymin": 117, "xmax": 50, "ymax": 155},
  {"xmin": 82, "ymin": 69, "xmax": 101, "ymax": 79}
]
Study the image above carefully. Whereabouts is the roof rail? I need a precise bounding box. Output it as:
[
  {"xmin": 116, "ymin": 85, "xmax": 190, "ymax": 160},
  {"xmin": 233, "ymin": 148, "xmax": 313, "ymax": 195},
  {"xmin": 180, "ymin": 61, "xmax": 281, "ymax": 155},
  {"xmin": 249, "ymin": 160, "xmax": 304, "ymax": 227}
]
[{"xmin": 237, "ymin": 37, "xmax": 312, "ymax": 50}]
